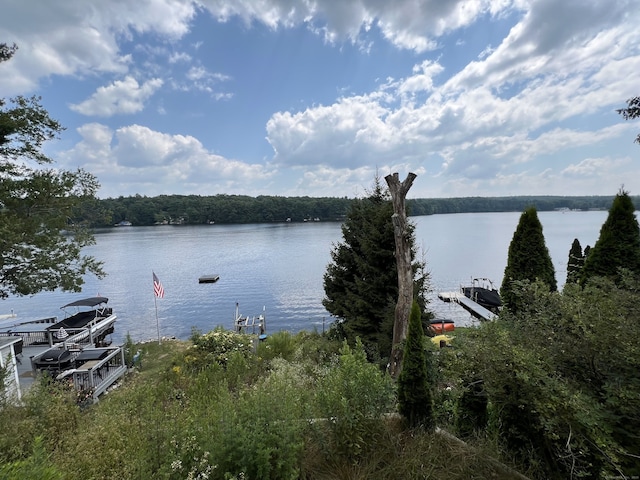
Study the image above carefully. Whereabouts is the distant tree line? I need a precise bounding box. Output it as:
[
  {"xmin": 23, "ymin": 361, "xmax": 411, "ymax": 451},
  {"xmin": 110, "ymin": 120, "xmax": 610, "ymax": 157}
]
[
  {"xmin": 86, "ymin": 194, "xmax": 635, "ymax": 227},
  {"xmin": 92, "ymin": 194, "xmax": 351, "ymax": 227},
  {"xmin": 407, "ymin": 195, "xmax": 626, "ymax": 215}
]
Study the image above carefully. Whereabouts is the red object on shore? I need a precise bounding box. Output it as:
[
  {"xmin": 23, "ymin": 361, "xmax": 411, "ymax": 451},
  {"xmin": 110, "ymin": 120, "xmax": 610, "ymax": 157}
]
[{"xmin": 429, "ymin": 319, "xmax": 455, "ymax": 334}]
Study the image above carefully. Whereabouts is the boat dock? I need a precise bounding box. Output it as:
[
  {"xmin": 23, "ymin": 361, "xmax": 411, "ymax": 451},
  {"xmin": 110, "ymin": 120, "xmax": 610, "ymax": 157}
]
[
  {"xmin": 438, "ymin": 291, "xmax": 498, "ymax": 321},
  {"xmin": 0, "ymin": 297, "xmax": 128, "ymax": 404}
]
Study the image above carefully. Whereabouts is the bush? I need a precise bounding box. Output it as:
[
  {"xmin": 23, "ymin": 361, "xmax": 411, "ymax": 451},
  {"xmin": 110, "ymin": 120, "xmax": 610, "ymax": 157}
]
[
  {"xmin": 211, "ymin": 359, "xmax": 310, "ymax": 479},
  {"xmin": 398, "ymin": 300, "xmax": 434, "ymax": 429},
  {"xmin": 0, "ymin": 437, "xmax": 63, "ymax": 480},
  {"xmin": 188, "ymin": 327, "xmax": 254, "ymax": 368},
  {"xmin": 314, "ymin": 339, "xmax": 395, "ymax": 459}
]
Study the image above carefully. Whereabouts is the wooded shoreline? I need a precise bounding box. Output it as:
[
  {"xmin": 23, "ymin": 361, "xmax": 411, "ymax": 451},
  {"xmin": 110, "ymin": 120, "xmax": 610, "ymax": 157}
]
[{"xmin": 87, "ymin": 194, "xmax": 630, "ymax": 228}]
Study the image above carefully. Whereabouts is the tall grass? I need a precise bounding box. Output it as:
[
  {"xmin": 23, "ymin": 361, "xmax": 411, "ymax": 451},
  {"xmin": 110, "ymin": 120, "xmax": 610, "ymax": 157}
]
[{"xmin": 0, "ymin": 331, "xmax": 526, "ymax": 479}]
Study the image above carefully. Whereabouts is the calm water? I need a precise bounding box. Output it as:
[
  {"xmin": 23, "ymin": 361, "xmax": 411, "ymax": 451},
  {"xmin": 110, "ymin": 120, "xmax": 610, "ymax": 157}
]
[{"xmin": 0, "ymin": 210, "xmax": 610, "ymax": 342}]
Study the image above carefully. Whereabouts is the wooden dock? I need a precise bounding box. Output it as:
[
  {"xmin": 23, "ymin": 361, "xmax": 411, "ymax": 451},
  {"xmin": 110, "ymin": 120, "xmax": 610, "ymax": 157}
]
[{"xmin": 438, "ymin": 291, "xmax": 497, "ymax": 321}]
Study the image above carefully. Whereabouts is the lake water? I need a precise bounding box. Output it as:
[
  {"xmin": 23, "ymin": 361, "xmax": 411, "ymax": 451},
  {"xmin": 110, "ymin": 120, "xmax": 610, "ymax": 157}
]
[{"xmin": 0, "ymin": 210, "xmax": 610, "ymax": 343}]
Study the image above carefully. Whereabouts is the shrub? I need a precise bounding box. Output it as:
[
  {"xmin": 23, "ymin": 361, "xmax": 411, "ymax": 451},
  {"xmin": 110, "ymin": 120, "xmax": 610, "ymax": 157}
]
[
  {"xmin": 256, "ymin": 330, "xmax": 297, "ymax": 361},
  {"xmin": 398, "ymin": 300, "xmax": 434, "ymax": 430},
  {"xmin": 188, "ymin": 327, "xmax": 253, "ymax": 368},
  {"xmin": 0, "ymin": 436, "xmax": 63, "ymax": 480},
  {"xmin": 314, "ymin": 339, "xmax": 395, "ymax": 459},
  {"xmin": 211, "ymin": 359, "xmax": 310, "ymax": 479}
]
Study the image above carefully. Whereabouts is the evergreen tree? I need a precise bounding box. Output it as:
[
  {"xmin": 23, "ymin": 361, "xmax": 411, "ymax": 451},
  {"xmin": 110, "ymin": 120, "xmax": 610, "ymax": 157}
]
[
  {"xmin": 501, "ymin": 207, "xmax": 556, "ymax": 311},
  {"xmin": 581, "ymin": 189, "xmax": 640, "ymax": 286},
  {"xmin": 0, "ymin": 44, "xmax": 104, "ymax": 298},
  {"xmin": 566, "ymin": 238, "xmax": 584, "ymax": 284},
  {"xmin": 397, "ymin": 300, "xmax": 434, "ymax": 430},
  {"xmin": 323, "ymin": 178, "xmax": 429, "ymax": 361}
]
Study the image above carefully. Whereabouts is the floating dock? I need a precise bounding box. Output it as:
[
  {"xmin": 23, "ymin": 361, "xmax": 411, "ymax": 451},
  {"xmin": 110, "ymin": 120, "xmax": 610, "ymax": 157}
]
[
  {"xmin": 438, "ymin": 291, "xmax": 497, "ymax": 321},
  {"xmin": 198, "ymin": 274, "xmax": 220, "ymax": 284}
]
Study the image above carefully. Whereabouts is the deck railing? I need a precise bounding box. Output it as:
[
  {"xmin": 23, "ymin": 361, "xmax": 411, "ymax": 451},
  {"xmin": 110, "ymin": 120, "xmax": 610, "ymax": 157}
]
[{"xmin": 56, "ymin": 347, "xmax": 126, "ymax": 401}]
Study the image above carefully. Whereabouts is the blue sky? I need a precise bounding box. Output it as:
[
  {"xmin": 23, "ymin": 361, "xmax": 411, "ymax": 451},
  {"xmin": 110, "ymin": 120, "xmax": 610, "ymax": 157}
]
[{"xmin": 1, "ymin": 0, "xmax": 639, "ymax": 199}]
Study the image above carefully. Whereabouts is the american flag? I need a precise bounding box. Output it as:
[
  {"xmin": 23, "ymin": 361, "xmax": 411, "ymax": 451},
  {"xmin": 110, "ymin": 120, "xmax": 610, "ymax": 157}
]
[{"xmin": 153, "ymin": 272, "xmax": 165, "ymax": 298}]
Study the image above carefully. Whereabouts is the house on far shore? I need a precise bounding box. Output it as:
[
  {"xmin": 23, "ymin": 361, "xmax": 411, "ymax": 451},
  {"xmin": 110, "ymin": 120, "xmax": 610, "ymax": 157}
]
[{"xmin": 0, "ymin": 336, "xmax": 23, "ymax": 404}]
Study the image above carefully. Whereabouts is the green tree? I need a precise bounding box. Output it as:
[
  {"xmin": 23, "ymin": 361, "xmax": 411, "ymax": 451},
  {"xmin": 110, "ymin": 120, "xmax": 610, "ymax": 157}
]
[
  {"xmin": 500, "ymin": 206, "xmax": 556, "ymax": 311},
  {"xmin": 617, "ymin": 96, "xmax": 640, "ymax": 144},
  {"xmin": 565, "ymin": 238, "xmax": 584, "ymax": 284},
  {"xmin": 457, "ymin": 278, "xmax": 640, "ymax": 478},
  {"xmin": 581, "ymin": 189, "xmax": 640, "ymax": 286},
  {"xmin": 0, "ymin": 45, "xmax": 104, "ymax": 298},
  {"xmin": 397, "ymin": 300, "xmax": 434, "ymax": 430},
  {"xmin": 323, "ymin": 177, "xmax": 430, "ymax": 362}
]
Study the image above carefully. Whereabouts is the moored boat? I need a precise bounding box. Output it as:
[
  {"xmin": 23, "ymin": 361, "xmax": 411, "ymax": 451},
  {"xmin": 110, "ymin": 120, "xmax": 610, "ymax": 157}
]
[
  {"xmin": 460, "ymin": 278, "xmax": 502, "ymax": 313},
  {"xmin": 0, "ymin": 296, "xmax": 126, "ymax": 404}
]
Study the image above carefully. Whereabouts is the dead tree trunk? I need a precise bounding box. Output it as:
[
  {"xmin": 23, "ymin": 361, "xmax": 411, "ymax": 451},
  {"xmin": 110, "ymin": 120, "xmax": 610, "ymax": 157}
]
[{"xmin": 385, "ymin": 172, "xmax": 417, "ymax": 379}]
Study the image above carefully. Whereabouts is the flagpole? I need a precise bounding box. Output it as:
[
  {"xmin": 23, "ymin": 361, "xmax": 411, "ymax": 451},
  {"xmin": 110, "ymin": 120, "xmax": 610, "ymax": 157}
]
[
  {"xmin": 153, "ymin": 271, "xmax": 164, "ymax": 345},
  {"xmin": 154, "ymin": 294, "xmax": 161, "ymax": 345}
]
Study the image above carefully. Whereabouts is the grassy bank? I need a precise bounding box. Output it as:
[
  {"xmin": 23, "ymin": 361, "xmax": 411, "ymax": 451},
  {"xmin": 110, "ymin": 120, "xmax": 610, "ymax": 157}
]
[{"xmin": 0, "ymin": 330, "xmax": 527, "ymax": 479}]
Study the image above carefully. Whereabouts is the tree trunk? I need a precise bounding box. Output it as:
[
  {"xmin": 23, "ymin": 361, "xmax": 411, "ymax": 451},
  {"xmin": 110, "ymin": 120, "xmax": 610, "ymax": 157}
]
[{"xmin": 385, "ymin": 172, "xmax": 417, "ymax": 379}]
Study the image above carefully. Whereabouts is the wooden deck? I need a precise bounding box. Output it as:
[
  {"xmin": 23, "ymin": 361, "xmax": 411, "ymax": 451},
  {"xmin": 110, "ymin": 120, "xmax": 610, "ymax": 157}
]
[
  {"xmin": 8, "ymin": 313, "xmax": 127, "ymax": 402},
  {"xmin": 17, "ymin": 344, "xmax": 127, "ymax": 402},
  {"xmin": 56, "ymin": 347, "xmax": 127, "ymax": 401}
]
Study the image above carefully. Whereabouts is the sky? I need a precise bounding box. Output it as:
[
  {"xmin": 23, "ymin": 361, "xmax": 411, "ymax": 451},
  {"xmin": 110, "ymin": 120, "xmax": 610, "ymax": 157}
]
[{"xmin": 1, "ymin": 0, "xmax": 639, "ymax": 200}]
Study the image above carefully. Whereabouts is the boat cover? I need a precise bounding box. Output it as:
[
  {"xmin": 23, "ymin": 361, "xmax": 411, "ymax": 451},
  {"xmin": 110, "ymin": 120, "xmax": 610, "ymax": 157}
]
[{"xmin": 61, "ymin": 297, "xmax": 108, "ymax": 309}]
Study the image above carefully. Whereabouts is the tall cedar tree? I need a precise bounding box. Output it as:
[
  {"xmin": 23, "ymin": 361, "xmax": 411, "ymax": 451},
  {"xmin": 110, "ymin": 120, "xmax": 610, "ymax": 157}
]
[
  {"xmin": 397, "ymin": 300, "xmax": 434, "ymax": 430},
  {"xmin": 581, "ymin": 190, "xmax": 640, "ymax": 286},
  {"xmin": 0, "ymin": 43, "xmax": 104, "ymax": 298},
  {"xmin": 501, "ymin": 207, "xmax": 556, "ymax": 312},
  {"xmin": 566, "ymin": 238, "xmax": 584, "ymax": 284},
  {"xmin": 323, "ymin": 178, "xmax": 429, "ymax": 361}
]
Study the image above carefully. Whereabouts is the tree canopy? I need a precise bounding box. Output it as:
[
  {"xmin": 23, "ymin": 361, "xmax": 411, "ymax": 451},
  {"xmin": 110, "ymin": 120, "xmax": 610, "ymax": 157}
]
[
  {"xmin": 450, "ymin": 278, "xmax": 640, "ymax": 478},
  {"xmin": 617, "ymin": 96, "xmax": 640, "ymax": 144},
  {"xmin": 500, "ymin": 206, "xmax": 556, "ymax": 311},
  {"xmin": 397, "ymin": 300, "xmax": 434, "ymax": 430},
  {"xmin": 0, "ymin": 43, "xmax": 104, "ymax": 298},
  {"xmin": 323, "ymin": 178, "xmax": 430, "ymax": 363},
  {"xmin": 565, "ymin": 238, "xmax": 585, "ymax": 284},
  {"xmin": 581, "ymin": 189, "xmax": 640, "ymax": 286},
  {"xmin": 85, "ymin": 194, "xmax": 632, "ymax": 227}
]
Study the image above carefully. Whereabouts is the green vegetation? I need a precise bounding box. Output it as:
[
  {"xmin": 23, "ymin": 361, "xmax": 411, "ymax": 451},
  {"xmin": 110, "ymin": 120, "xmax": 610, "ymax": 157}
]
[
  {"xmin": 85, "ymin": 194, "xmax": 633, "ymax": 227},
  {"xmin": 0, "ymin": 331, "xmax": 527, "ymax": 479},
  {"xmin": 99, "ymin": 193, "xmax": 351, "ymax": 226},
  {"xmin": 446, "ymin": 278, "xmax": 640, "ymax": 479},
  {"xmin": 3, "ymin": 272, "xmax": 639, "ymax": 478},
  {"xmin": 0, "ymin": 43, "xmax": 104, "ymax": 298},
  {"xmin": 565, "ymin": 238, "xmax": 585, "ymax": 284},
  {"xmin": 581, "ymin": 189, "xmax": 640, "ymax": 286},
  {"xmin": 500, "ymin": 207, "xmax": 556, "ymax": 312},
  {"xmin": 617, "ymin": 96, "xmax": 640, "ymax": 144},
  {"xmin": 397, "ymin": 300, "xmax": 434, "ymax": 430},
  {"xmin": 322, "ymin": 178, "xmax": 430, "ymax": 364}
]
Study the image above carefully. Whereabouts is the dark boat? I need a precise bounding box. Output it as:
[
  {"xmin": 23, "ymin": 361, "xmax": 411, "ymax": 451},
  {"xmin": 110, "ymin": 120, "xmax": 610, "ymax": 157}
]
[
  {"xmin": 33, "ymin": 347, "xmax": 73, "ymax": 374},
  {"xmin": 461, "ymin": 278, "xmax": 502, "ymax": 312}
]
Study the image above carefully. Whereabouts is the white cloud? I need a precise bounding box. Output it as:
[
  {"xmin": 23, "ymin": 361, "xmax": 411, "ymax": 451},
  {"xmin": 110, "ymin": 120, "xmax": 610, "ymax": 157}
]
[
  {"xmin": 561, "ymin": 156, "xmax": 629, "ymax": 177},
  {"xmin": 0, "ymin": 0, "xmax": 196, "ymax": 95},
  {"xmin": 262, "ymin": 0, "xmax": 640, "ymax": 195},
  {"xmin": 198, "ymin": 0, "xmax": 519, "ymax": 52},
  {"xmin": 58, "ymin": 123, "xmax": 272, "ymax": 198},
  {"xmin": 3, "ymin": 0, "xmax": 640, "ymax": 199},
  {"xmin": 70, "ymin": 76, "xmax": 164, "ymax": 117}
]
